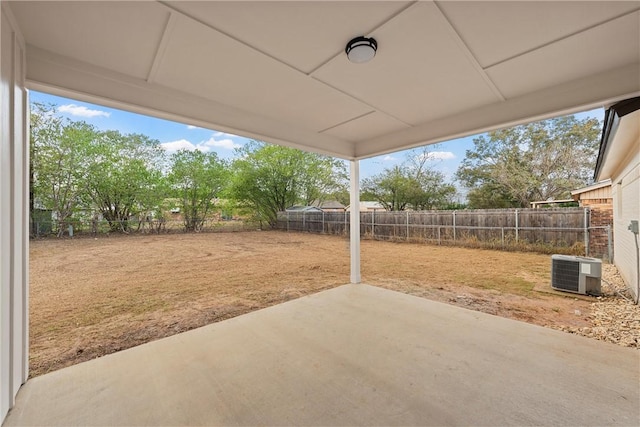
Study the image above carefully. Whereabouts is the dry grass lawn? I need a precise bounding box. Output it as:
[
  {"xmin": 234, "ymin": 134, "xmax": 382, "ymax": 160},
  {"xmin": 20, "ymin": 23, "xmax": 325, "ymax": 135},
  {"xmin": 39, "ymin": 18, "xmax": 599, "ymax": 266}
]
[{"xmin": 30, "ymin": 231, "xmax": 595, "ymax": 377}]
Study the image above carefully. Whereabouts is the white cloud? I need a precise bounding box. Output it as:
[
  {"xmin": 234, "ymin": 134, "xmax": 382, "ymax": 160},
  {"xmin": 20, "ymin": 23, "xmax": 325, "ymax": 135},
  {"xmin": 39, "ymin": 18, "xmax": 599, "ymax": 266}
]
[
  {"xmin": 186, "ymin": 125, "xmax": 199, "ymax": 130},
  {"xmin": 213, "ymin": 131, "xmax": 238, "ymax": 138},
  {"xmin": 59, "ymin": 104, "xmax": 110, "ymax": 118},
  {"xmin": 422, "ymin": 151, "xmax": 456, "ymax": 161},
  {"xmin": 161, "ymin": 136, "xmax": 241, "ymax": 153},
  {"xmin": 204, "ymin": 136, "xmax": 241, "ymax": 150},
  {"xmin": 383, "ymin": 155, "xmax": 397, "ymax": 161},
  {"xmin": 160, "ymin": 139, "xmax": 210, "ymax": 153}
]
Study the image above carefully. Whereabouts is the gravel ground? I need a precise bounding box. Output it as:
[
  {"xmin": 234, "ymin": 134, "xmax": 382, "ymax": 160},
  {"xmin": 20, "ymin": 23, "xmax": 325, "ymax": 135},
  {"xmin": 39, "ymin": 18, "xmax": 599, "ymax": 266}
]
[{"xmin": 554, "ymin": 264, "xmax": 640, "ymax": 348}]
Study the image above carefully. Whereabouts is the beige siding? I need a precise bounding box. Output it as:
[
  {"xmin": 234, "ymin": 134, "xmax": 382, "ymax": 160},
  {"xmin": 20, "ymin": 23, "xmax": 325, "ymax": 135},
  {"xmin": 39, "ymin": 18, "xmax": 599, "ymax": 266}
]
[
  {"xmin": 611, "ymin": 139, "xmax": 640, "ymax": 301},
  {"xmin": 580, "ymin": 186, "xmax": 612, "ymax": 200}
]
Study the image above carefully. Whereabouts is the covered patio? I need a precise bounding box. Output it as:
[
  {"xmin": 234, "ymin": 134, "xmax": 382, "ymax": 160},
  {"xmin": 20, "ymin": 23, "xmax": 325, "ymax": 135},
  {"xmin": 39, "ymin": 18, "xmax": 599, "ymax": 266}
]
[
  {"xmin": 1, "ymin": 1, "xmax": 639, "ymax": 425},
  {"xmin": 5, "ymin": 285, "xmax": 639, "ymax": 426}
]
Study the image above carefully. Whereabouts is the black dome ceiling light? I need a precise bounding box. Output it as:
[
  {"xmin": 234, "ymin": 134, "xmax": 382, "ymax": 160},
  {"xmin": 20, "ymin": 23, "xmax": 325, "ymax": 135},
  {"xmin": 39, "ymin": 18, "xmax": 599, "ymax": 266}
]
[{"xmin": 345, "ymin": 36, "xmax": 378, "ymax": 63}]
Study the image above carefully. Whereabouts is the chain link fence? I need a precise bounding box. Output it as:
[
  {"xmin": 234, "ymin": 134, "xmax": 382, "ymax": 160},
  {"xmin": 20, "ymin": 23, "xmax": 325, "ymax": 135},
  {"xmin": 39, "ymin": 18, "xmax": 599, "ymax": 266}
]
[{"xmin": 276, "ymin": 208, "xmax": 613, "ymax": 259}]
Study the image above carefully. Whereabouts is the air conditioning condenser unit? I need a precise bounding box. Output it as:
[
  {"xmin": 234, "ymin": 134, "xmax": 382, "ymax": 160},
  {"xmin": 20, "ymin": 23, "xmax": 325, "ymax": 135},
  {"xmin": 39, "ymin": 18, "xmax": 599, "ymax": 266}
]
[{"xmin": 551, "ymin": 255, "xmax": 601, "ymax": 296}]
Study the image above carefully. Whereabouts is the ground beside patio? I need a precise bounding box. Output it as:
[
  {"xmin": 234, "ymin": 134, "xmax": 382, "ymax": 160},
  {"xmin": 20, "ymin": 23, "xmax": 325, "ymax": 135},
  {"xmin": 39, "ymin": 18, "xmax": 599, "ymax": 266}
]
[{"xmin": 29, "ymin": 231, "xmax": 637, "ymax": 377}]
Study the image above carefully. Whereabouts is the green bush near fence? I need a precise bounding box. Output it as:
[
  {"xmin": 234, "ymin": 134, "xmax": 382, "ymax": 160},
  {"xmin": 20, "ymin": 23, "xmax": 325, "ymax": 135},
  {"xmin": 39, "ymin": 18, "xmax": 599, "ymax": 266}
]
[{"xmin": 30, "ymin": 219, "xmax": 257, "ymax": 238}]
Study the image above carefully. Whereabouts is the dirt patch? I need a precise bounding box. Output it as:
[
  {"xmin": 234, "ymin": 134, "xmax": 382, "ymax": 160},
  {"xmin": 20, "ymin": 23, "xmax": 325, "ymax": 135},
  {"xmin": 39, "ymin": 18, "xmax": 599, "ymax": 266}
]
[{"xmin": 30, "ymin": 231, "xmax": 634, "ymax": 377}]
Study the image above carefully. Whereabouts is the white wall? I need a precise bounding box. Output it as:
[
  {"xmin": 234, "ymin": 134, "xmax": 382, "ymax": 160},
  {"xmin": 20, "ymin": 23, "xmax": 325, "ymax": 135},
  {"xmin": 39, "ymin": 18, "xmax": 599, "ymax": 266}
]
[
  {"xmin": 0, "ymin": 3, "xmax": 28, "ymax": 422},
  {"xmin": 611, "ymin": 136, "xmax": 640, "ymax": 301}
]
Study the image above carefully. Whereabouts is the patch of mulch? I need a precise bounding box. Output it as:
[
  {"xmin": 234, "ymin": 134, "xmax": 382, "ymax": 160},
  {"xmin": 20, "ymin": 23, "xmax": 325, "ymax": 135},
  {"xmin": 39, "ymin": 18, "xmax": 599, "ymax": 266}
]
[{"xmin": 551, "ymin": 264, "xmax": 639, "ymax": 348}]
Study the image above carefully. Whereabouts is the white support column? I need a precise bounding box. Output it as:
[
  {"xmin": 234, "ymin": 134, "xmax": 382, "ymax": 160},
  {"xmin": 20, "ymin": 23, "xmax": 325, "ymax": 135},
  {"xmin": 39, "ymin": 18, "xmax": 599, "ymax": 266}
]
[
  {"xmin": 0, "ymin": 3, "xmax": 28, "ymax": 423},
  {"xmin": 349, "ymin": 160, "xmax": 361, "ymax": 284}
]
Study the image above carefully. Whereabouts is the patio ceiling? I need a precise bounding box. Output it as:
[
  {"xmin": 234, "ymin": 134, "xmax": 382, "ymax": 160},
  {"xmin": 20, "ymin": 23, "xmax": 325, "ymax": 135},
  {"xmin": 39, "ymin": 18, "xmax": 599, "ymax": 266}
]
[{"xmin": 7, "ymin": 1, "xmax": 640, "ymax": 160}]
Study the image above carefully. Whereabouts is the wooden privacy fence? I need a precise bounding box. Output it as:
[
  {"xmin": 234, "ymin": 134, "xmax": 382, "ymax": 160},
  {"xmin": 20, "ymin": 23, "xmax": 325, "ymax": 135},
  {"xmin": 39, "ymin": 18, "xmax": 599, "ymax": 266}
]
[{"xmin": 276, "ymin": 208, "xmax": 612, "ymax": 259}]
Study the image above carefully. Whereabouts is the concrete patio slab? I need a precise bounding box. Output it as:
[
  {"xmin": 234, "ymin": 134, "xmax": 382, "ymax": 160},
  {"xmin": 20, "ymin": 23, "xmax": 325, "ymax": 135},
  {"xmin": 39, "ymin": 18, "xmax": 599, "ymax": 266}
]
[{"xmin": 4, "ymin": 284, "xmax": 639, "ymax": 426}]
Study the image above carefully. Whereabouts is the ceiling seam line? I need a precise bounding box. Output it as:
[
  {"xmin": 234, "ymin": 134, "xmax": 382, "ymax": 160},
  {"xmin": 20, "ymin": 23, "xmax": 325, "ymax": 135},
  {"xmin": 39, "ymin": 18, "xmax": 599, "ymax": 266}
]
[
  {"xmin": 156, "ymin": 0, "xmax": 311, "ymax": 76},
  {"xmin": 433, "ymin": 1, "xmax": 505, "ymax": 102},
  {"xmin": 306, "ymin": 1, "xmax": 419, "ymax": 76},
  {"xmin": 27, "ymin": 47, "xmax": 304, "ymax": 133},
  {"xmin": 317, "ymin": 111, "xmax": 377, "ymax": 134},
  {"xmin": 355, "ymin": 69, "xmax": 640, "ymax": 158},
  {"xmin": 27, "ymin": 45, "xmax": 366, "ymax": 159},
  {"xmin": 309, "ymin": 75, "xmax": 413, "ymax": 127},
  {"xmin": 28, "ymin": 44, "xmax": 357, "ymax": 160},
  {"xmin": 147, "ymin": 11, "xmax": 177, "ymax": 83},
  {"xmin": 484, "ymin": 7, "xmax": 640, "ymax": 70},
  {"xmin": 156, "ymin": 0, "xmax": 414, "ymax": 129}
]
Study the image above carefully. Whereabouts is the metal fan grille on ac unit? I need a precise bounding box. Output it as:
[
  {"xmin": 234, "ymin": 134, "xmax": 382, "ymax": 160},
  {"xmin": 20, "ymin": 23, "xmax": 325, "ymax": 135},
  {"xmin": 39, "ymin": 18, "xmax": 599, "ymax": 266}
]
[{"xmin": 552, "ymin": 259, "xmax": 580, "ymax": 292}]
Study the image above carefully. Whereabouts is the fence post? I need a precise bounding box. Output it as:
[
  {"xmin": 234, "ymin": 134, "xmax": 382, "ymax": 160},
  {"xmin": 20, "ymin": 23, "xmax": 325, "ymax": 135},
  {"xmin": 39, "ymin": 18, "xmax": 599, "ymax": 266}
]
[
  {"xmin": 515, "ymin": 209, "xmax": 519, "ymax": 243},
  {"xmin": 437, "ymin": 226, "xmax": 441, "ymax": 245},
  {"xmin": 584, "ymin": 208, "xmax": 589, "ymax": 256},
  {"xmin": 607, "ymin": 224, "xmax": 613, "ymax": 262},
  {"xmin": 406, "ymin": 211, "xmax": 409, "ymax": 242},
  {"xmin": 372, "ymin": 209, "xmax": 375, "ymax": 239},
  {"xmin": 287, "ymin": 211, "xmax": 290, "ymax": 232},
  {"xmin": 303, "ymin": 211, "xmax": 306, "ymax": 231},
  {"xmin": 344, "ymin": 211, "xmax": 348, "ymax": 236},
  {"xmin": 453, "ymin": 210, "xmax": 456, "ymax": 241},
  {"xmin": 501, "ymin": 227, "xmax": 504, "ymax": 248},
  {"xmin": 322, "ymin": 211, "xmax": 325, "ymax": 234}
]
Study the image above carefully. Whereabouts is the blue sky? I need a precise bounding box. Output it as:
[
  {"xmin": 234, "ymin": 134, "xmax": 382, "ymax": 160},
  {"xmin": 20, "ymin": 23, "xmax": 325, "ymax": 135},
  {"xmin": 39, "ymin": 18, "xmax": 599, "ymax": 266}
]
[{"xmin": 30, "ymin": 90, "xmax": 604, "ymax": 186}]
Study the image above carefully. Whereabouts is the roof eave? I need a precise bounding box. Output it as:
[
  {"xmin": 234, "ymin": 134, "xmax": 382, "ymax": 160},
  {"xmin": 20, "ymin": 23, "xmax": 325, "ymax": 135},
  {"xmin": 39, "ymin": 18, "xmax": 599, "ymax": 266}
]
[
  {"xmin": 570, "ymin": 179, "xmax": 612, "ymax": 197},
  {"xmin": 594, "ymin": 97, "xmax": 640, "ymax": 181}
]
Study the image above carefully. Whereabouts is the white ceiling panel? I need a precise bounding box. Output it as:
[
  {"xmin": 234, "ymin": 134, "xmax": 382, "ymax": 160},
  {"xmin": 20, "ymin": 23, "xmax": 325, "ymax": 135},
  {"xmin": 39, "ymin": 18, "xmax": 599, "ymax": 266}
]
[
  {"xmin": 9, "ymin": 1, "xmax": 168, "ymax": 80},
  {"xmin": 487, "ymin": 12, "xmax": 640, "ymax": 99},
  {"xmin": 322, "ymin": 111, "xmax": 410, "ymax": 143},
  {"xmin": 164, "ymin": 1, "xmax": 411, "ymax": 74},
  {"xmin": 313, "ymin": 2, "xmax": 501, "ymax": 126},
  {"xmin": 153, "ymin": 14, "xmax": 372, "ymax": 133},
  {"xmin": 8, "ymin": 1, "xmax": 640, "ymax": 160},
  {"xmin": 438, "ymin": 1, "xmax": 640, "ymax": 68}
]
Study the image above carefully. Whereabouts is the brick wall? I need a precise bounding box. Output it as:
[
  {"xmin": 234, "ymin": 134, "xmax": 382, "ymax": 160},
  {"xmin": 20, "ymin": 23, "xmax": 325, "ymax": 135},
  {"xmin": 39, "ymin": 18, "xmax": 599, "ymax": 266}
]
[{"xmin": 584, "ymin": 200, "xmax": 613, "ymax": 260}]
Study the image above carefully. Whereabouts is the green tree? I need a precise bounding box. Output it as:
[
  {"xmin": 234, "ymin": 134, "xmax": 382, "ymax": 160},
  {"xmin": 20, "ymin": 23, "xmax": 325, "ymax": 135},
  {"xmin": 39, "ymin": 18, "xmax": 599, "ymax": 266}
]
[
  {"xmin": 229, "ymin": 141, "xmax": 346, "ymax": 226},
  {"xmin": 362, "ymin": 166, "xmax": 455, "ymax": 211},
  {"xmin": 362, "ymin": 166, "xmax": 414, "ymax": 211},
  {"xmin": 298, "ymin": 155, "xmax": 347, "ymax": 206},
  {"xmin": 30, "ymin": 103, "xmax": 97, "ymax": 236},
  {"xmin": 362, "ymin": 147, "xmax": 456, "ymax": 211},
  {"xmin": 465, "ymin": 182, "xmax": 514, "ymax": 209},
  {"xmin": 404, "ymin": 147, "xmax": 457, "ymax": 210},
  {"xmin": 456, "ymin": 115, "xmax": 601, "ymax": 208},
  {"xmin": 84, "ymin": 131, "xmax": 166, "ymax": 232},
  {"xmin": 168, "ymin": 150, "xmax": 228, "ymax": 232}
]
